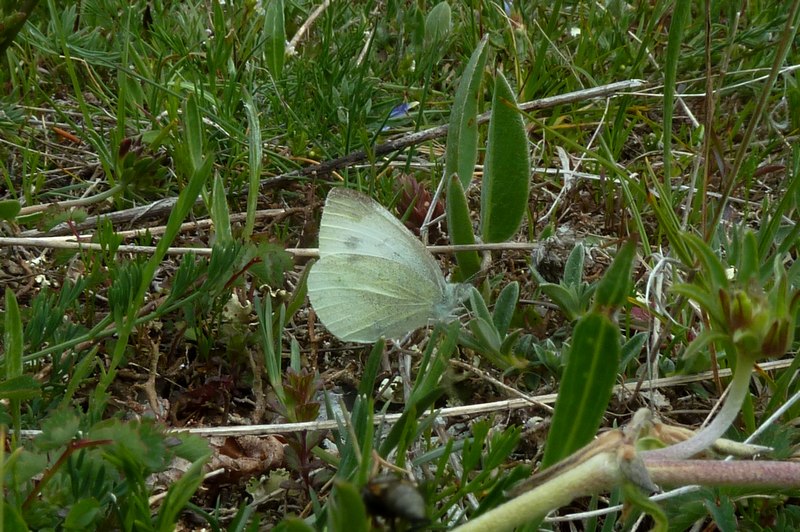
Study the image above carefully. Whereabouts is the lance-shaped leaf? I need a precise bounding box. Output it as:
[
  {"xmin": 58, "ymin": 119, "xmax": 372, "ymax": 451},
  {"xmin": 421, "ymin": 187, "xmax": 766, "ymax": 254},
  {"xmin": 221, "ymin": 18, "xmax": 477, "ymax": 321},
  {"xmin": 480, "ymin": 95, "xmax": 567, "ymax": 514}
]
[
  {"xmin": 593, "ymin": 239, "xmax": 637, "ymax": 311},
  {"xmin": 446, "ymin": 173, "xmax": 481, "ymax": 279},
  {"xmin": 541, "ymin": 312, "xmax": 620, "ymax": 468},
  {"xmin": 445, "ymin": 36, "xmax": 489, "ymax": 188},
  {"xmin": 481, "ymin": 72, "xmax": 530, "ymax": 243},
  {"xmin": 424, "ymin": 1, "xmax": 451, "ymax": 47},
  {"xmin": 264, "ymin": 0, "xmax": 286, "ymax": 78}
]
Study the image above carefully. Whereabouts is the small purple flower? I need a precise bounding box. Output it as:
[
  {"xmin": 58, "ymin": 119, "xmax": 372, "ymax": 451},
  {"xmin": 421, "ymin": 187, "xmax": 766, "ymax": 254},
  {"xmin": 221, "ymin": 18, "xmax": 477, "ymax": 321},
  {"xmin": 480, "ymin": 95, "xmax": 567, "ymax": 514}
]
[{"xmin": 389, "ymin": 102, "xmax": 412, "ymax": 119}]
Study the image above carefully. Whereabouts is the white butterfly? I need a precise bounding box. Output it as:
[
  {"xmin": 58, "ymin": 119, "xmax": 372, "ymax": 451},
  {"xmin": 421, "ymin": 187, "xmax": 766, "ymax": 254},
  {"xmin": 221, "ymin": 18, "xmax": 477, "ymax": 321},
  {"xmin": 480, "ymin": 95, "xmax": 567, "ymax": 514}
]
[{"xmin": 307, "ymin": 188, "xmax": 469, "ymax": 343}]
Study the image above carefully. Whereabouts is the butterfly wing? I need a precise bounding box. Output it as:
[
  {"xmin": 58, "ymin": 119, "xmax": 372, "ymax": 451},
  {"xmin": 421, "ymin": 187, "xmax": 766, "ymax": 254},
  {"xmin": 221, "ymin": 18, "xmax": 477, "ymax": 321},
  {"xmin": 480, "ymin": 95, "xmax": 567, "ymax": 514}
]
[
  {"xmin": 308, "ymin": 188, "xmax": 461, "ymax": 342},
  {"xmin": 308, "ymin": 254, "xmax": 443, "ymax": 343},
  {"xmin": 318, "ymin": 188, "xmax": 446, "ymax": 288}
]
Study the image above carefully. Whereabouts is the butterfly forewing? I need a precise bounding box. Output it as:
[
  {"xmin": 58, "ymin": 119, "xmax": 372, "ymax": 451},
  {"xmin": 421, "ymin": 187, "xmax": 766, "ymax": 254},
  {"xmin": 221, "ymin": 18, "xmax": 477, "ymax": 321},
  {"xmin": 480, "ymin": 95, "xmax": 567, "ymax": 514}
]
[{"xmin": 319, "ymin": 188, "xmax": 446, "ymax": 289}]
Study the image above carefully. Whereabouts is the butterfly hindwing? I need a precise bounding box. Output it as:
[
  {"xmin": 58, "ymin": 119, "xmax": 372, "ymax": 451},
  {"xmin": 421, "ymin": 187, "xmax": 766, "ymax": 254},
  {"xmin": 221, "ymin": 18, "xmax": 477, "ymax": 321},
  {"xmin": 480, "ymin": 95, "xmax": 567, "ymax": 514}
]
[{"xmin": 308, "ymin": 254, "xmax": 441, "ymax": 342}]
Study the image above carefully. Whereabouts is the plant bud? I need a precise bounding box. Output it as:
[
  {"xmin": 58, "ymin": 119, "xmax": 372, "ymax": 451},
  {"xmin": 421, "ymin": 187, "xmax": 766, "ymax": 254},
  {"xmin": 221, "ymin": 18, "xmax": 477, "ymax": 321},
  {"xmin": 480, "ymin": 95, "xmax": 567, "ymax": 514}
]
[
  {"xmin": 730, "ymin": 289, "xmax": 754, "ymax": 331},
  {"xmin": 761, "ymin": 319, "xmax": 792, "ymax": 359}
]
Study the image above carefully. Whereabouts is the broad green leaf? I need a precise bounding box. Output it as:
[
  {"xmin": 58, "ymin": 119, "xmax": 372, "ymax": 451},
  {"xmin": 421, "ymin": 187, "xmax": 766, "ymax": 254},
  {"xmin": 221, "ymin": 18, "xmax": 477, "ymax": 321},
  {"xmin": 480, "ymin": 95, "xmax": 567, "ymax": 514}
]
[
  {"xmin": 0, "ymin": 199, "xmax": 21, "ymax": 221},
  {"xmin": 492, "ymin": 281, "xmax": 519, "ymax": 337},
  {"xmin": 446, "ymin": 173, "xmax": 481, "ymax": 279},
  {"xmin": 171, "ymin": 432, "xmax": 212, "ymax": 463},
  {"xmin": 537, "ymin": 283, "xmax": 580, "ymax": 321},
  {"xmin": 481, "ymin": 72, "xmax": 530, "ymax": 243},
  {"xmin": 445, "ymin": 36, "xmax": 489, "ymax": 188},
  {"xmin": 671, "ymin": 282, "xmax": 726, "ymax": 328},
  {"xmin": 3, "ymin": 503, "xmax": 28, "ymax": 532},
  {"xmin": 619, "ymin": 332, "xmax": 648, "ymax": 372},
  {"xmin": 621, "ymin": 482, "xmax": 668, "ymax": 531},
  {"xmin": 469, "ymin": 317, "xmax": 501, "ymax": 353},
  {"xmin": 246, "ymin": 242, "xmax": 293, "ymax": 287},
  {"xmin": 703, "ymin": 494, "xmax": 738, "ymax": 532},
  {"xmin": 424, "ymin": 1, "xmax": 451, "ymax": 46},
  {"xmin": 593, "ymin": 239, "xmax": 637, "ymax": 311},
  {"xmin": 563, "ymin": 244, "xmax": 585, "ymax": 287},
  {"xmin": 541, "ymin": 312, "xmax": 620, "ymax": 467},
  {"xmin": 498, "ymin": 330, "xmax": 522, "ymax": 356},
  {"xmin": 264, "ymin": 0, "xmax": 286, "ymax": 78},
  {"xmin": 681, "ymin": 330, "xmax": 730, "ymax": 366},
  {"xmin": 468, "ymin": 285, "xmax": 493, "ymax": 324}
]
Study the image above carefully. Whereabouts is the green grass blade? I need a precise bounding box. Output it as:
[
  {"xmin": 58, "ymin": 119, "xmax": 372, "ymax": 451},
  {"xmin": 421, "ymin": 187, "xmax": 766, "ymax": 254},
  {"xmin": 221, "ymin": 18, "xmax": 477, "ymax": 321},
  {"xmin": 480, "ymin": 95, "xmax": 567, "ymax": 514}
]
[
  {"xmin": 661, "ymin": 0, "xmax": 691, "ymax": 189},
  {"xmin": 210, "ymin": 173, "xmax": 232, "ymax": 244},
  {"xmin": 242, "ymin": 89, "xmax": 263, "ymax": 239}
]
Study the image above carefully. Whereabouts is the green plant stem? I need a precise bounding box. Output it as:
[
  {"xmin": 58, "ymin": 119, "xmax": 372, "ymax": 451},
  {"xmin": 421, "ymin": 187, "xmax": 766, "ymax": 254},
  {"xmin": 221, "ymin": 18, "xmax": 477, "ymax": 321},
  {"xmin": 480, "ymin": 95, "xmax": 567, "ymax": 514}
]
[
  {"xmin": 452, "ymin": 452, "xmax": 621, "ymax": 531},
  {"xmin": 641, "ymin": 362, "xmax": 752, "ymax": 460},
  {"xmin": 645, "ymin": 459, "xmax": 800, "ymax": 488}
]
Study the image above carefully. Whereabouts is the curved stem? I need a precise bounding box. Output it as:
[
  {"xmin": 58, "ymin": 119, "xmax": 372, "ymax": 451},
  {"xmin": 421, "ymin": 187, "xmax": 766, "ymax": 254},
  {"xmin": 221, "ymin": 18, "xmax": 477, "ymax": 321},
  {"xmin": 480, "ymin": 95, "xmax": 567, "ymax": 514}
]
[
  {"xmin": 452, "ymin": 452, "xmax": 620, "ymax": 532},
  {"xmin": 642, "ymin": 361, "xmax": 752, "ymax": 460}
]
